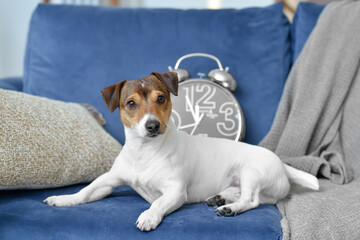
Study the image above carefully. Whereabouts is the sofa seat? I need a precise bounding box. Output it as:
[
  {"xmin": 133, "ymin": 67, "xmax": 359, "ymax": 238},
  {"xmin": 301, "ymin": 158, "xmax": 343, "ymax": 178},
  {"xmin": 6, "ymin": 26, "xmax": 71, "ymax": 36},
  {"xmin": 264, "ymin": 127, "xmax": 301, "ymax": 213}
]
[{"xmin": 2, "ymin": 185, "xmax": 282, "ymax": 239}]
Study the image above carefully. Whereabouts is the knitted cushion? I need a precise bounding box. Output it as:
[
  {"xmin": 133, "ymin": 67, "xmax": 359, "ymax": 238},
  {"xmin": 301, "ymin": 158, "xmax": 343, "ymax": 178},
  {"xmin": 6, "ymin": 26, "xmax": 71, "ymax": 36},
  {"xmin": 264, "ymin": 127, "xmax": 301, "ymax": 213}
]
[{"xmin": 0, "ymin": 89, "xmax": 122, "ymax": 189}]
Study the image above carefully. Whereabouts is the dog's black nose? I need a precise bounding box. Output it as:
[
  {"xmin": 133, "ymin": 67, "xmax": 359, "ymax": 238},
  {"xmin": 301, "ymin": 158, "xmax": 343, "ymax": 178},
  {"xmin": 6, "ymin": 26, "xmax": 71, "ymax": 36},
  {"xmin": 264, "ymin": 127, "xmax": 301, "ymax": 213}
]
[{"xmin": 145, "ymin": 120, "xmax": 161, "ymax": 137}]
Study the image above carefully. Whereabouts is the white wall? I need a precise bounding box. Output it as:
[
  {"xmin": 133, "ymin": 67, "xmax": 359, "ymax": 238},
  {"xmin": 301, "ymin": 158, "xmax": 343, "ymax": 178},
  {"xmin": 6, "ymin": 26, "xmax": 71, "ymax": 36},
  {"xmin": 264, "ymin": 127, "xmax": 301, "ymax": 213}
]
[{"xmin": 0, "ymin": 0, "xmax": 41, "ymax": 79}]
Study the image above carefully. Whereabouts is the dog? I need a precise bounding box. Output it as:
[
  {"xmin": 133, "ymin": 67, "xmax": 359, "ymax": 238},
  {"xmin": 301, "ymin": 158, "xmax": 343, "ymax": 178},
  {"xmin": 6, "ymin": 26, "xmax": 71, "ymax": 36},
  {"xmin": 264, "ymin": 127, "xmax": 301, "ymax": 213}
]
[{"xmin": 44, "ymin": 72, "xmax": 319, "ymax": 231}]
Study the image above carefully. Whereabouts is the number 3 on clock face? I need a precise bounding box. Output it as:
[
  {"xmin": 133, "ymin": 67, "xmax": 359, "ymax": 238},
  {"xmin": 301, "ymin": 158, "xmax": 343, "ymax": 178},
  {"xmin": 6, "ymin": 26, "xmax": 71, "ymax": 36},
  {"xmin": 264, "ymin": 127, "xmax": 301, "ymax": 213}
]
[{"xmin": 171, "ymin": 79, "xmax": 245, "ymax": 141}]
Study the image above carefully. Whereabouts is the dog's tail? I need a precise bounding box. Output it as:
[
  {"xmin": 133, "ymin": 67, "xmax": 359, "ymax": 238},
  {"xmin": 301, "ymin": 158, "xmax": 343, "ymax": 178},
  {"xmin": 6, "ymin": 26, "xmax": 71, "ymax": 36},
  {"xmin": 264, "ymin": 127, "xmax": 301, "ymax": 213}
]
[{"xmin": 284, "ymin": 165, "xmax": 319, "ymax": 190}]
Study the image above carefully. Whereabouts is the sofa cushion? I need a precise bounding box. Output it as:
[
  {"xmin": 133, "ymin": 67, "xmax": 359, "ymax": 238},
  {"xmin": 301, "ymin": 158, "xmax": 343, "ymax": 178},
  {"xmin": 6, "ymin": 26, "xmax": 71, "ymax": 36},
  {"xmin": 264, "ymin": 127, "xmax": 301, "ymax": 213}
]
[
  {"xmin": 0, "ymin": 185, "xmax": 282, "ymax": 239},
  {"xmin": 291, "ymin": 2, "xmax": 325, "ymax": 64},
  {"xmin": 0, "ymin": 89, "xmax": 122, "ymax": 189},
  {"xmin": 23, "ymin": 3, "xmax": 291, "ymax": 145},
  {"xmin": 0, "ymin": 77, "xmax": 23, "ymax": 91}
]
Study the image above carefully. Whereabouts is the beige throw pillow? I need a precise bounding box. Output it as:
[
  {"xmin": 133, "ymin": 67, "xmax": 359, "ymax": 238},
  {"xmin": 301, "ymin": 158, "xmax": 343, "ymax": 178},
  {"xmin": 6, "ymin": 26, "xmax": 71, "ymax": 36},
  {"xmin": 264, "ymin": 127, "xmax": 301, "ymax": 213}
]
[{"xmin": 0, "ymin": 89, "xmax": 122, "ymax": 190}]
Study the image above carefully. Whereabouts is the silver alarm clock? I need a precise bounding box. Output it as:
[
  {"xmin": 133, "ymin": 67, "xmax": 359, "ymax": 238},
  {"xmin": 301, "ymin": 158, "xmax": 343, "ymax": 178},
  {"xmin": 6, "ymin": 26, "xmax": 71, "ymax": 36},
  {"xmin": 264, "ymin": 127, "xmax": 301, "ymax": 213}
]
[{"xmin": 169, "ymin": 53, "xmax": 245, "ymax": 141}]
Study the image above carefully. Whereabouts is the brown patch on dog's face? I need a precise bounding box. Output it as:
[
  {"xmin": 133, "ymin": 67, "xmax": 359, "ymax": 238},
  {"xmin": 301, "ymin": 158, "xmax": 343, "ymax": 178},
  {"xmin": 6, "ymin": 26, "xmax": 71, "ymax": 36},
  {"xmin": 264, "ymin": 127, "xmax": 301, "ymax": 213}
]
[{"xmin": 119, "ymin": 75, "xmax": 172, "ymax": 134}]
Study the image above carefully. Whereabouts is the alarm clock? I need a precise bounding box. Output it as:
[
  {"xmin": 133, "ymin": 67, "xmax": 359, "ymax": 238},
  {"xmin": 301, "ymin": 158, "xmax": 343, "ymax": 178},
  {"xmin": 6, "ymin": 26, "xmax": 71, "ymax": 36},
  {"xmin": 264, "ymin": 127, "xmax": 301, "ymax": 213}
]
[{"xmin": 168, "ymin": 53, "xmax": 245, "ymax": 141}]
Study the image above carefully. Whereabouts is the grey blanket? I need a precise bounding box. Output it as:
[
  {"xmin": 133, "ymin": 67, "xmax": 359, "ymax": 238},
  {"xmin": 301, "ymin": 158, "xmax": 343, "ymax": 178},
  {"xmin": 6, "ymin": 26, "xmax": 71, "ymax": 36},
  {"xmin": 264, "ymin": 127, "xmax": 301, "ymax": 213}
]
[{"xmin": 259, "ymin": 1, "xmax": 360, "ymax": 239}]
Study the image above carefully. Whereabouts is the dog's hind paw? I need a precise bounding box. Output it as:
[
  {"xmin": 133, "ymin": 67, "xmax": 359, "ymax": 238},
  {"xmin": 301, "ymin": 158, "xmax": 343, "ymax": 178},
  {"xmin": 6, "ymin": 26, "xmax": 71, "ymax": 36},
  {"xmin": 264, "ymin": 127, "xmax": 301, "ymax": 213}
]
[
  {"xmin": 205, "ymin": 195, "xmax": 225, "ymax": 207},
  {"xmin": 215, "ymin": 206, "xmax": 237, "ymax": 217}
]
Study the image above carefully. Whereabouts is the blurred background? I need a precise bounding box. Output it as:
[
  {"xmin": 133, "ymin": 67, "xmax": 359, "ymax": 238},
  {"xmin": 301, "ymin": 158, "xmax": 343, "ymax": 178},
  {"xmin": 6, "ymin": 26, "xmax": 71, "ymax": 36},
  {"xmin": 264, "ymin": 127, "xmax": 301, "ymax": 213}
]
[{"xmin": 0, "ymin": 0, "xmax": 333, "ymax": 79}]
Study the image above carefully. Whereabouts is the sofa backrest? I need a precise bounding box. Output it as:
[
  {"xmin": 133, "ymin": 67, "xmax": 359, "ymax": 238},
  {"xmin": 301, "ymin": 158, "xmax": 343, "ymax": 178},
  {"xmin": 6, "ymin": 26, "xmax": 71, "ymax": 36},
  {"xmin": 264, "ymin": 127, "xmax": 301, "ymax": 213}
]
[
  {"xmin": 23, "ymin": 3, "xmax": 292, "ymax": 145},
  {"xmin": 291, "ymin": 2, "xmax": 325, "ymax": 64}
]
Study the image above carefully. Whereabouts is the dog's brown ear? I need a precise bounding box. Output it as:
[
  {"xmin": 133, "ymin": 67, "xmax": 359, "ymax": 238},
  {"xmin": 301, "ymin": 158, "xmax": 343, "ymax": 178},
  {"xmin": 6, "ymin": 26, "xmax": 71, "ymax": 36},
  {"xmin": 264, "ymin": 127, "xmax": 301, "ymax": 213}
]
[
  {"xmin": 151, "ymin": 72, "xmax": 178, "ymax": 96},
  {"xmin": 101, "ymin": 81, "xmax": 126, "ymax": 113}
]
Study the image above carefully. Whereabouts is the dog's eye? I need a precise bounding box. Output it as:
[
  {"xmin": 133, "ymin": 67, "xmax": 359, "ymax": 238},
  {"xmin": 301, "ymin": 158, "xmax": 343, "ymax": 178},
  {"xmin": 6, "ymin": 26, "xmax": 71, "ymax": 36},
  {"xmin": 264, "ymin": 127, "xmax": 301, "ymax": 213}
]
[
  {"xmin": 127, "ymin": 100, "xmax": 137, "ymax": 110},
  {"xmin": 157, "ymin": 96, "xmax": 165, "ymax": 104}
]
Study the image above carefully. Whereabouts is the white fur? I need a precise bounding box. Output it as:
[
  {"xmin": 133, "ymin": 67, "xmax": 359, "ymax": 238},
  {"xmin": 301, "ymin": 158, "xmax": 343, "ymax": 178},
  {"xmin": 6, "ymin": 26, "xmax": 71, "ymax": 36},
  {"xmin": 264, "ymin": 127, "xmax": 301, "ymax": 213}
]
[
  {"xmin": 135, "ymin": 114, "xmax": 157, "ymax": 138},
  {"xmin": 44, "ymin": 114, "xmax": 319, "ymax": 232}
]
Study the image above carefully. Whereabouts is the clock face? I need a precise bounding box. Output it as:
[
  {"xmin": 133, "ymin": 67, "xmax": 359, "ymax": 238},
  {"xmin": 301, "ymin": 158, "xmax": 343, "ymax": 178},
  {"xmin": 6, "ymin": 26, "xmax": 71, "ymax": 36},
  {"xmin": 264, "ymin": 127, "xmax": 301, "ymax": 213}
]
[{"xmin": 171, "ymin": 79, "xmax": 245, "ymax": 141}]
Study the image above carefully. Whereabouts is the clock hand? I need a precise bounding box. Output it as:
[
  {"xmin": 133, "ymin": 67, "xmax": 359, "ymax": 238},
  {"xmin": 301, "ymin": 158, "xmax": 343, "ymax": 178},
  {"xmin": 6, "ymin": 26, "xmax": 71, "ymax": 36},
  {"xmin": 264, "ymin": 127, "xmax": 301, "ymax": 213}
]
[
  {"xmin": 185, "ymin": 96, "xmax": 204, "ymax": 134},
  {"xmin": 178, "ymin": 122, "xmax": 199, "ymax": 130},
  {"xmin": 190, "ymin": 111, "xmax": 204, "ymax": 135},
  {"xmin": 178, "ymin": 112, "xmax": 204, "ymax": 131},
  {"xmin": 185, "ymin": 95, "xmax": 199, "ymax": 122},
  {"xmin": 194, "ymin": 104, "xmax": 203, "ymax": 124},
  {"xmin": 195, "ymin": 104, "xmax": 200, "ymax": 122}
]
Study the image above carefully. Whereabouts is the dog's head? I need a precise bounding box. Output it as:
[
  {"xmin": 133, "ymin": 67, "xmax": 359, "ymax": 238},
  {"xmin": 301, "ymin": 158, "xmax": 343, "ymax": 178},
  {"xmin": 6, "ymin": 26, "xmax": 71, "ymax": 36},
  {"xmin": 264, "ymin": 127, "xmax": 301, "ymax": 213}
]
[{"xmin": 101, "ymin": 72, "xmax": 178, "ymax": 138}]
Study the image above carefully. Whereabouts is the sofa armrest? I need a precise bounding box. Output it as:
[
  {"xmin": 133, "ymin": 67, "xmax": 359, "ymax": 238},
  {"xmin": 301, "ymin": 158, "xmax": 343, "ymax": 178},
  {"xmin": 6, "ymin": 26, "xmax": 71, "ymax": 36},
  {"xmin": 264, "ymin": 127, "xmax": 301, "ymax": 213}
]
[{"xmin": 0, "ymin": 77, "xmax": 23, "ymax": 91}]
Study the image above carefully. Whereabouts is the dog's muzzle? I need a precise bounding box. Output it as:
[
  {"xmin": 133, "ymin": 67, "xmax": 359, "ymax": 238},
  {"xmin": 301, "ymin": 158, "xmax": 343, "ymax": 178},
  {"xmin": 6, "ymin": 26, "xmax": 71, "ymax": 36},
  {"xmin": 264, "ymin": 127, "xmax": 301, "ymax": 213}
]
[{"xmin": 145, "ymin": 120, "xmax": 161, "ymax": 137}]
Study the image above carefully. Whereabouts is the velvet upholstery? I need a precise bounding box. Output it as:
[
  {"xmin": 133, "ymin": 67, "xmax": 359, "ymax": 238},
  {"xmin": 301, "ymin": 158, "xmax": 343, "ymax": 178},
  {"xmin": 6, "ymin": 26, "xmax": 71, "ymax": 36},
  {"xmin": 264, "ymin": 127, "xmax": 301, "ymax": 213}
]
[
  {"xmin": 1, "ymin": 185, "xmax": 282, "ymax": 240},
  {"xmin": 0, "ymin": 77, "xmax": 23, "ymax": 91},
  {"xmin": 23, "ymin": 3, "xmax": 291, "ymax": 145}
]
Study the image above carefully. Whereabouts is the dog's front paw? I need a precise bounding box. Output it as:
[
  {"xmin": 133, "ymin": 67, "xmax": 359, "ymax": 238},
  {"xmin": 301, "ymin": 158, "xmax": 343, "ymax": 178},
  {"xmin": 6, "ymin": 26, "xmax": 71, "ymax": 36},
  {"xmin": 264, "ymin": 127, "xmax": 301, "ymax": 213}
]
[
  {"xmin": 43, "ymin": 194, "xmax": 80, "ymax": 207},
  {"xmin": 136, "ymin": 210, "xmax": 162, "ymax": 232}
]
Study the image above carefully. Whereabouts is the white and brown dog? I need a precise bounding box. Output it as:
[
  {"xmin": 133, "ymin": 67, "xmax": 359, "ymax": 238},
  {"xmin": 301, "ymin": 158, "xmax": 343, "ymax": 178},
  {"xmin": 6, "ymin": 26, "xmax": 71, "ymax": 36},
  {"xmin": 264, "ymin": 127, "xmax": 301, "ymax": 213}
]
[{"xmin": 44, "ymin": 72, "xmax": 319, "ymax": 231}]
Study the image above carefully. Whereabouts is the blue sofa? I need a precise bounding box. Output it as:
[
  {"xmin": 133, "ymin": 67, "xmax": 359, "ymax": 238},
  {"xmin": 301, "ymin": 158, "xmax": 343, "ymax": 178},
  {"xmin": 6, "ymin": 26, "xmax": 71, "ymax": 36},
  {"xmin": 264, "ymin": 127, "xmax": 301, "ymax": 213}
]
[{"xmin": 0, "ymin": 3, "xmax": 324, "ymax": 239}]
